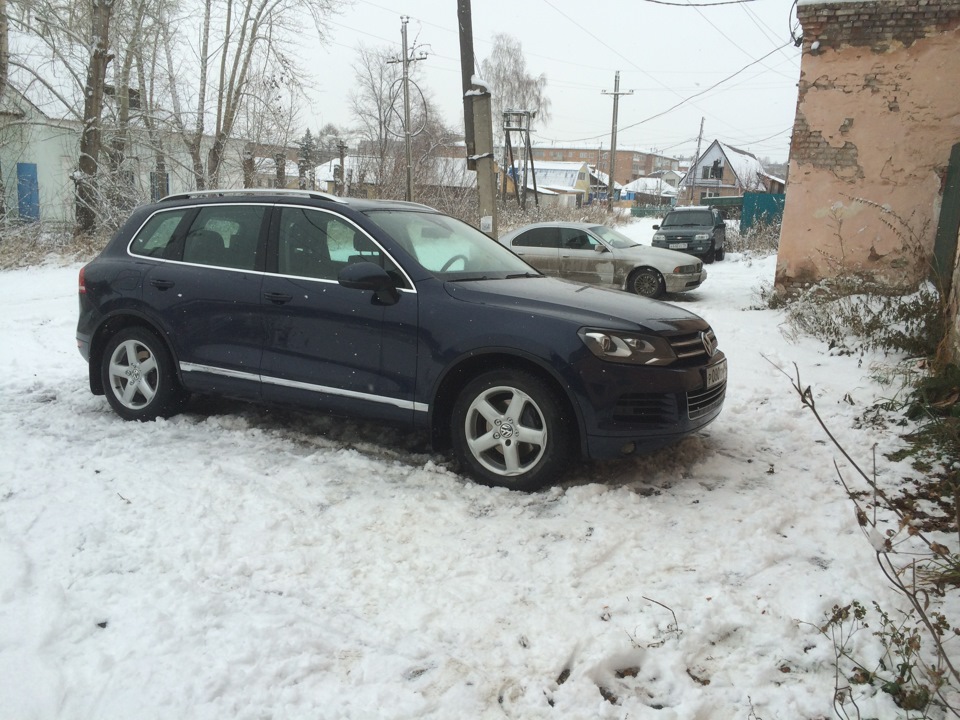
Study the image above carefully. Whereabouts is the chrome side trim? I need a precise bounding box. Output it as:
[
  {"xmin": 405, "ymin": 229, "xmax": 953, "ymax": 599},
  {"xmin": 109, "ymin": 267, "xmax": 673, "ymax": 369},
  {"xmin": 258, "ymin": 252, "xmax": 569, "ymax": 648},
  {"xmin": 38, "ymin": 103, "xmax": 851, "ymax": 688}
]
[{"xmin": 180, "ymin": 362, "xmax": 428, "ymax": 413}]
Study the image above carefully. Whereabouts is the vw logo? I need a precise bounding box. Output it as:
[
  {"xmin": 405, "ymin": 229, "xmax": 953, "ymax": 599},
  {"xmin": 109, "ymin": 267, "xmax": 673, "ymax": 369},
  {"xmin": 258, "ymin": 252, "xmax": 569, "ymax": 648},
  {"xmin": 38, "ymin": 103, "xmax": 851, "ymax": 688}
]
[{"xmin": 700, "ymin": 331, "xmax": 717, "ymax": 357}]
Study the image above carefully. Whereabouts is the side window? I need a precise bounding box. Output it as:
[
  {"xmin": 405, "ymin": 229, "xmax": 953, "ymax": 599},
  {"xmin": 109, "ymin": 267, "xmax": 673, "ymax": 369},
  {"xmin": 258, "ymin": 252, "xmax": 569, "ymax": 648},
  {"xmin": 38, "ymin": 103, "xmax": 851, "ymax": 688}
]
[
  {"xmin": 277, "ymin": 207, "xmax": 405, "ymax": 286},
  {"xmin": 182, "ymin": 205, "xmax": 264, "ymax": 270},
  {"xmin": 513, "ymin": 227, "xmax": 559, "ymax": 249},
  {"xmin": 561, "ymin": 228, "xmax": 598, "ymax": 250},
  {"xmin": 129, "ymin": 210, "xmax": 188, "ymax": 258}
]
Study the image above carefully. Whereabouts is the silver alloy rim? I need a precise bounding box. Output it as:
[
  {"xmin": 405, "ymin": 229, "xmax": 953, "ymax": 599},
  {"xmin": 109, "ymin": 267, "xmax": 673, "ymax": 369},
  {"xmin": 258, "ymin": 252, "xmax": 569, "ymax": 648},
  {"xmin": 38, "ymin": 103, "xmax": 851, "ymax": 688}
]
[
  {"xmin": 635, "ymin": 271, "xmax": 659, "ymax": 297},
  {"xmin": 464, "ymin": 385, "xmax": 548, "ymax": 477},
  {"xmin": 108, "ymin": 339, "xmax": 159, "ymax": 410}
]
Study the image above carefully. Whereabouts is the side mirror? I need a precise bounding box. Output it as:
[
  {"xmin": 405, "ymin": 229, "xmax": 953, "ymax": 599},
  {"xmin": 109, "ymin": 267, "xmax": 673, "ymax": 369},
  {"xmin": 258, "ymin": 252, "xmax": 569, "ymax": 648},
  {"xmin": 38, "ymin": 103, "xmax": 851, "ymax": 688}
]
[
  {"xmin": 652, "ymin": 224, "xmax": 660, "ymax": 230},
  {"xmin": 338, "ymin": 261, "xmax": 400, "ymax": 306},
  {"xmin": 594, "ymin": 244, "xmax": 608, "ymax": 253}
]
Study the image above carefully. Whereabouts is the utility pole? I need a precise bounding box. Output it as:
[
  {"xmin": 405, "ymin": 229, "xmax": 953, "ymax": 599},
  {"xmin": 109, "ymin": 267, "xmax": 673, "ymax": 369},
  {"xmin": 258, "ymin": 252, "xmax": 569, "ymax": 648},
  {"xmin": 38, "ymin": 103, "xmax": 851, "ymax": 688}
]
[
  {"xmin": 689, "ymin": 117, "xmax": 705, "ymax": 206},
  {"xmin": 389, "ymin": 16, "xmax": 427, "ymax": 202},
  {"xmin": 602, "ymin": 71, "xmax": 632, "ymax": 210},
  {"xmin": 457, "ymin": 0, "xmax": 497, "ymax": 237},
  {"xmin": 337, "ymin": 139, "xmax": 348, "ymax": 196}
]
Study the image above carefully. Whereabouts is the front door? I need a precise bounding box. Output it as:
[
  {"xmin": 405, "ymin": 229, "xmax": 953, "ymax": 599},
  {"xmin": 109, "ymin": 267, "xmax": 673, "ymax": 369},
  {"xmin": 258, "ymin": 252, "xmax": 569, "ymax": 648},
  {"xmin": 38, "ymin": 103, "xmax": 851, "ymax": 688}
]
[
  {"xmin": 259, "ymin": 206, "xmax": 419, "ymax": 425},
  {"xmin": 559, "ymin": 227, "xmax": 615, "ymax": 287}
]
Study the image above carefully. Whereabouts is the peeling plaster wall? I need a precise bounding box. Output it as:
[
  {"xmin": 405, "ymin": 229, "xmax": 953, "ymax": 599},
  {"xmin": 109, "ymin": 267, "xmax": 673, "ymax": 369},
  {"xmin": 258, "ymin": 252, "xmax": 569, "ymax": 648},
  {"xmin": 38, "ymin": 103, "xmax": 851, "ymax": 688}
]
[{"xmin": 777, "ymin": 0, "xmax": 960, "ymax": 291}]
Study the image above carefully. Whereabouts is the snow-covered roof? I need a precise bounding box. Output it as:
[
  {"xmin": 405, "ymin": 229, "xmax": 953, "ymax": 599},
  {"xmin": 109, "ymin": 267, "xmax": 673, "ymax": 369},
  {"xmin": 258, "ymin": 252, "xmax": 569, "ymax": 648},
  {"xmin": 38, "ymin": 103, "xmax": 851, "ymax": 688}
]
[
  {"xmin": 588, "ymin": 167, "xmax": 623, "ymax": 191},
  {"xmin": 679, "ymin": 140, "xmax": 779, "ymax": 191},
  {"xmin": 514, "ymin": 161, "xmax": 588, "ymax": 192},
  {"xmin": 621, "ymin": 177, "xmax": 678, "ymax": 197}
]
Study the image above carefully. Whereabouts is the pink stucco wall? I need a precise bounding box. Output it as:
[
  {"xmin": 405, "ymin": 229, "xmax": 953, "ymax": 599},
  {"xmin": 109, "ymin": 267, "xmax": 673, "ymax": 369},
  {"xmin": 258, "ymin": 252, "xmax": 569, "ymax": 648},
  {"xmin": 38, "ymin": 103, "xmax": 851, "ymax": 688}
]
[{"xmin": 777, "ymin": 1, "xmax": 960, "ymax": 291}]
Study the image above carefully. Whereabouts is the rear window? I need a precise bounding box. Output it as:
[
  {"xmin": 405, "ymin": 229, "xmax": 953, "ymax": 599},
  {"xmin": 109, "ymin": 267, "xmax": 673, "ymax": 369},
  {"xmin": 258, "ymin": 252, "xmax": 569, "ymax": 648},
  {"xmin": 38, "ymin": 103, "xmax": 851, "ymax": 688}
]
[{"xmin": 129, "ymin": 210, "xmax": 188, "ymax": 258}]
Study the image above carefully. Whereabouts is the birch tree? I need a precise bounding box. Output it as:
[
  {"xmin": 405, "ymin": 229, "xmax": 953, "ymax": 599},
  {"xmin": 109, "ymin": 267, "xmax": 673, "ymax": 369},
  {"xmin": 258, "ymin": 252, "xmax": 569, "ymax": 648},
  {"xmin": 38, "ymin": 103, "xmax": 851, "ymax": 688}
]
[{"xmin": 480, "ymin": 33, "xmax": 551, "ymax": 148}]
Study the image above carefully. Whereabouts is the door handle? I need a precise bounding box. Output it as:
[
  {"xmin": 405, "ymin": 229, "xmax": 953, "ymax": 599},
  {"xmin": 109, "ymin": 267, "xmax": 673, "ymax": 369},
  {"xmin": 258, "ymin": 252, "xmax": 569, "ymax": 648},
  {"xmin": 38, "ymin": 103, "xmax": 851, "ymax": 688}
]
[
  {"xmin": 264, "ymin": 291, "xmax": 293, "ymax": 305},
  {"xmin": 150, "ymin": 279, "xmax": 175, "ymax": 290}
]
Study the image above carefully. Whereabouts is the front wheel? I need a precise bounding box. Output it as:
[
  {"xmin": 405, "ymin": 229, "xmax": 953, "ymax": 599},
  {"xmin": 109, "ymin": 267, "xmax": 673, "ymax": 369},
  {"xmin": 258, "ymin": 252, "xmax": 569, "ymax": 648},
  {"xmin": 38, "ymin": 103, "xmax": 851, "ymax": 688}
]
[
  {"xmin": 629, "ymin": 267, "xmax": 665, "ymax": 298},
  {"xmin": 452, "ymin": 370, "xmax": 571, "ymax": 491},
  {"xmin": 100, "ymin": 327, "xmax": 187, "ymax": 421}
]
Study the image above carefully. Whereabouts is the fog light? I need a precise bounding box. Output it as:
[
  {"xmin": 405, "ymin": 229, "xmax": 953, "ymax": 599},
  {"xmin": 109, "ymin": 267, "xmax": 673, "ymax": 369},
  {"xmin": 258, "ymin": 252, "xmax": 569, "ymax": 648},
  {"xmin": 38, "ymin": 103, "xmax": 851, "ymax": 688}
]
[{"xmin": 620, "ymin": 441, "xmax": 636, "ymax": 455}]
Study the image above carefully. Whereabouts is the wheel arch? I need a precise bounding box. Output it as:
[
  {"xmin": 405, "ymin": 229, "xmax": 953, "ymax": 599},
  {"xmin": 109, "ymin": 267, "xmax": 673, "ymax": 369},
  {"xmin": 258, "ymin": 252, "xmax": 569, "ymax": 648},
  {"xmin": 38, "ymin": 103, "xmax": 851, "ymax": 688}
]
[
  {"xmin": 429, "ymin": 350, "xmax": 585, "ymax": 457},
  {"xmin": 88, "ymin": 312, "xmax": 179, "ymax": 395}
]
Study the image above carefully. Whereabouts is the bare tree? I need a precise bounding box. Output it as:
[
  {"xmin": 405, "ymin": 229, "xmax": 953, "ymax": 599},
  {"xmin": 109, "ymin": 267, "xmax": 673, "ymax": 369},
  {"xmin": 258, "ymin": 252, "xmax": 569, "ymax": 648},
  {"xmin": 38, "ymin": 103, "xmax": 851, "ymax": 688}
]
[
  {"xmin": 349, "ymin": 43, "xmax": 405, "ymax": 191},
  {"xmin": 480, "ymin": 33, "xmax": 551, "ymax": 149},
  {"xmin": 0, "ymin": 0, "xmax": 8, "ymax": 98},
  {"xmin": 74, "ymin": 0, "xmax": 116, "ymax": 235},
  {"xmin": 162, "ymin": 0, "xmax": 336, "ymax": 190}
]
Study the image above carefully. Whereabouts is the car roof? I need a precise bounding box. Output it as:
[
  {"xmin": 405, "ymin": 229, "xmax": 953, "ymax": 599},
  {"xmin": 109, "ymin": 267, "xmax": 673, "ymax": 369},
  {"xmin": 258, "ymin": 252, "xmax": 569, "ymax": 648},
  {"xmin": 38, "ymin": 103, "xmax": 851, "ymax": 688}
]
[
  {"xmin": 667, "ymin": 205, "xmax": 713, "ymax": 212},
  {"xmin": 156, "ymin": 188, "xmax": 436, "ymax": 213}
]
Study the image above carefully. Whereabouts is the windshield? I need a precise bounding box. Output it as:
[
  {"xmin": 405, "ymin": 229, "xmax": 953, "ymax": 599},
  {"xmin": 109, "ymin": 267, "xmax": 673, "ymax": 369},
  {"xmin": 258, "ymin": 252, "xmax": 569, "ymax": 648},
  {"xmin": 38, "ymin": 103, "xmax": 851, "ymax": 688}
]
[
  {"xmin": 363, "ymin": 210, "xmax": 537, "ymax": 280},
  {"xmin": 662, "ymin": 210, "xmax": 713, "ymax": 227},
  {"xmin": 589, "ymin": 225, "xmax": 639, "ymax": 249}
]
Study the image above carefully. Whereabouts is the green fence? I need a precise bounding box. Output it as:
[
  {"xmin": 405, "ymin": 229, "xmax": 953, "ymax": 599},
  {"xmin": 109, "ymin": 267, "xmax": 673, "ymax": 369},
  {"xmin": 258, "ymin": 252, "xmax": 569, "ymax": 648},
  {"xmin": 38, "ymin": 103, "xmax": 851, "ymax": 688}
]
[
  {"xmin": 630, "ymin": 205, "xmax": 670, "ymax": 218},
  {"xmin": 741, "ymin": 193, "xmax": 785, "ymax": 232}
]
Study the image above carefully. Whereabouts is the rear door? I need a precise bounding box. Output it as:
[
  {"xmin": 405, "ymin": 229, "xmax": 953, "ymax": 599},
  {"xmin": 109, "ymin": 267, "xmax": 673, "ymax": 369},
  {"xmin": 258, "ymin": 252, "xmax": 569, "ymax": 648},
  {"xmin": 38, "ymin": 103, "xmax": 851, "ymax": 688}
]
[
  {"xmin": 258, "ymin": 205, "xmax": 419, "ymax": 425},
  {"xmin": 139, "ymin": 203, "xmax": 268, "ymax": 398},
  {"xmin": 506, "ymin": 226, "xmax": 561, "ymax": 276}
]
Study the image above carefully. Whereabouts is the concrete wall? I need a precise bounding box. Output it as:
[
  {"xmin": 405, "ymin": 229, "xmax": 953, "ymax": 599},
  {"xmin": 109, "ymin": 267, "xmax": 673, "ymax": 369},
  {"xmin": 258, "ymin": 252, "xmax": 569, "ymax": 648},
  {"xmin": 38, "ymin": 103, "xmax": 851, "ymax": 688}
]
[{"xmin": 776, "ymin": 0, "xmax": 960, "ymax": 291}]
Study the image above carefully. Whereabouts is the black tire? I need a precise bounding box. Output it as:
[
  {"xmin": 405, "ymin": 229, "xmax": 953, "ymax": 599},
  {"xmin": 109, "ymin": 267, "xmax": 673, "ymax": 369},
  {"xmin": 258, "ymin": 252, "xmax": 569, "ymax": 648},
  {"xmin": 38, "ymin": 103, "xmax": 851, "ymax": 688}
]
[
  {"xmin": 715, "ymin": 241, "xmax": 725, "ymax": 262},
  {"xmin": 100, "ymin": 327, "xmax": 188, "ymax": 421},
  {"xmin": 703, "ymin": 243, "xmax": 716, "ymax": 264},
  {"xmin": 628, "ymin": 267, "xmax": 665, "ymax": 298},
  {"xmin": 451, "ymin": 369, "xmax": 572, "ymax": 491}
]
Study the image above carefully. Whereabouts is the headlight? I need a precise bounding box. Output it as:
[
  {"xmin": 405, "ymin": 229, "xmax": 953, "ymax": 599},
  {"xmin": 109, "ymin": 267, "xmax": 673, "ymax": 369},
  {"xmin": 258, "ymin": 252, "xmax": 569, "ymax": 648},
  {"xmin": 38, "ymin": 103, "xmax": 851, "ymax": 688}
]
[
  {"xmin": 694, "ymin": 233, "xmax": 710, "ymax": 240},
  {"xmin": 652, "ymin": 233, "xmax": 665, "ymax": 241},
  {"xmin": 578, "ymin": 328, "xmax": 674, "ymax": 365}
]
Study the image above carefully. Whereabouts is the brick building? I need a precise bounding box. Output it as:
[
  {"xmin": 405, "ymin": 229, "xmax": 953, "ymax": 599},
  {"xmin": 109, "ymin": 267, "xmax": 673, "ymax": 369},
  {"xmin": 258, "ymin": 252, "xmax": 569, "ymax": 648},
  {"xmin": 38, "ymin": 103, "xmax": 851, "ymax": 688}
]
[
  {"xmin": 777, "ymin": 0, "xmax": 960, "ymax": 293},
  {"xmin": 529, "ymin": 145, "xmax": 678, "ymax": 187}
]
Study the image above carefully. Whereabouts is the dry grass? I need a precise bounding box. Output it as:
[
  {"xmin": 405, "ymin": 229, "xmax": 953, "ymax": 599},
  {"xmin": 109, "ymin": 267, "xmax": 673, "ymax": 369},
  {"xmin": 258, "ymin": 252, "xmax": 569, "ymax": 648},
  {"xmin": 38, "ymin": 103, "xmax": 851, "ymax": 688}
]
[{"xmin": 0, "ymin": 222, "xmax": 110, "ymax": 269}]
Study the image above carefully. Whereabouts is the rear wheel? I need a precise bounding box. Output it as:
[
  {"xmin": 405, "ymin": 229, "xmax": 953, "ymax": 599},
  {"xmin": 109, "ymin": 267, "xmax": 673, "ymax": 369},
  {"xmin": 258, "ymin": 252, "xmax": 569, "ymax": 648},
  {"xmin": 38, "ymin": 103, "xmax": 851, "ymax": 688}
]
[
  {"xmin": 452, "ymin": 370, "xmax": 571, "ymax": 491},
  {"xmin": 628, "ymin": 267, "xmax": 665, "ymax": 298},
  {"xmin": 100, "ymin": 327, "xmax": 188, "ymax": 421}
]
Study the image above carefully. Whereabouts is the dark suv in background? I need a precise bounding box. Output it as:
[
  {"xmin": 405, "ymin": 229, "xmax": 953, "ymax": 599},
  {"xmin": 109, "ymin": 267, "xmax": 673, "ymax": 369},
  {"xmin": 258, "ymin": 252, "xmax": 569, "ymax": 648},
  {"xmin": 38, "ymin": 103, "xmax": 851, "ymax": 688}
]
[
  {"xmin": 652, "ymin": 206, "xmax": 726, "ymax": 263},
  {"xmin": 77, "ymin": 189, "xmax": 727, "ymax": 491}
]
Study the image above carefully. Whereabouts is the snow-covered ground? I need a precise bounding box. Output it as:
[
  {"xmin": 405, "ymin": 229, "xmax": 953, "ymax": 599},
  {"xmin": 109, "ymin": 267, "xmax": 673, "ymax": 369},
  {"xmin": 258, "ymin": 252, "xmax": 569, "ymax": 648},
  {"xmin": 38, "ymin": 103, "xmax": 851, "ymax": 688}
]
[{"xmin": 0, "ymin": 218, "xmax": 921, "ymax": 718}]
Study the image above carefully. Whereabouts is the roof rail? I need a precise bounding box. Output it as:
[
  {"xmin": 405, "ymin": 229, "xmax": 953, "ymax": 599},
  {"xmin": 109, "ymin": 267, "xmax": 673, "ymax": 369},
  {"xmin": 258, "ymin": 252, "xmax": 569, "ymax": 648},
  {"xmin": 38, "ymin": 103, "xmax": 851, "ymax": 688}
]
[{"xmin": 160, "ymin": 188, "xmax": 347, "ymax": 203}]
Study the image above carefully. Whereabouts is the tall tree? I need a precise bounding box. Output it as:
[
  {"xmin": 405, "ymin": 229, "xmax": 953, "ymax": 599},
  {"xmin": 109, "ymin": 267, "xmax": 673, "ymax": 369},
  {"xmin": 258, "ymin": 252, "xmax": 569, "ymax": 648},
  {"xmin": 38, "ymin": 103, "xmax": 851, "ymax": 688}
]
[
  {"xmin": 349, "ymin": 43, "xmax": 404, "ymax": 191},
  {"xmin": 0, "ymin": 0, "xmax": 8, "ymax": 98},
  {"xmin": 480, "ymin": 33, "xmax": 551, "ymax": 148},
  {"xmin": 75, "ymin": 0, "xmax": 115, "ymax": 235}
]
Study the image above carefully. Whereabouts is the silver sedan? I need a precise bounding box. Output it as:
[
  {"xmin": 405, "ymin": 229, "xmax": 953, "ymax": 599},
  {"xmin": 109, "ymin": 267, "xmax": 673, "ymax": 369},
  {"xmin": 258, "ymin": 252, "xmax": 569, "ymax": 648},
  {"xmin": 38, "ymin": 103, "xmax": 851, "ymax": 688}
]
[{"xmin": 498, "ymin": 221, "xmax": 706, "ymax": 299}]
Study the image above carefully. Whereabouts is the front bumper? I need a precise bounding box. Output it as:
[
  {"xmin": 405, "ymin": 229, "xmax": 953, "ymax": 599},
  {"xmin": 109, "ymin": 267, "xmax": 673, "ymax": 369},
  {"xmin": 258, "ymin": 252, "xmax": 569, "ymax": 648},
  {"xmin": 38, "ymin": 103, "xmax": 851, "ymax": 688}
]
[
  {"xmin": 567, "ymin": 350, "xmax": 727, "ymax": 460},
  {"xmin": 664, "ymin": 270, "xmax": 706, "ymax": 293}
]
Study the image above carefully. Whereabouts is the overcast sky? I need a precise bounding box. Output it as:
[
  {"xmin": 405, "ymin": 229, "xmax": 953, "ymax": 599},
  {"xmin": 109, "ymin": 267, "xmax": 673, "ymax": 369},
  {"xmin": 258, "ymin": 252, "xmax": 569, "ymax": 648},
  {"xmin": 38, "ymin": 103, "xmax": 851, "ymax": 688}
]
[{"xmin": 301, "ymin": 0, "xmax": 803, "ymax": 163}]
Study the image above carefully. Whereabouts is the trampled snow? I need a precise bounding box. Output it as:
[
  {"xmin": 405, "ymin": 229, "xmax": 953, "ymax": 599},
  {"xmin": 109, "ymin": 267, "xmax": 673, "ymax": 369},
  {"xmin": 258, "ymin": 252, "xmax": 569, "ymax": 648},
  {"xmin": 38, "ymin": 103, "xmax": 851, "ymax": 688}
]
[{"xmin": 0, "ymin": 218, "xmax": 925, "ymax": 718}]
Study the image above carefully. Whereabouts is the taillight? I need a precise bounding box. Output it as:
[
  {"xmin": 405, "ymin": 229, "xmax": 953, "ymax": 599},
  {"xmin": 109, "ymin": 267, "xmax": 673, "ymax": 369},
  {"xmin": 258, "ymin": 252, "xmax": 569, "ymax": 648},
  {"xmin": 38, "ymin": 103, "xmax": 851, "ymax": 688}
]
[{"xmin": 79, "ymin": 266, "xmax": 86, "ymax": 294}]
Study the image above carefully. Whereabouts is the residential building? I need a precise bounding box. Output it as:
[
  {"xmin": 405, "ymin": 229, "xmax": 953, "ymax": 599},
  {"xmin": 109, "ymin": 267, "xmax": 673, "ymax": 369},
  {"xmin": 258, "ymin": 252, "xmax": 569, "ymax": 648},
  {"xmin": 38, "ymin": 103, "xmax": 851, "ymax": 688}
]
[
  {"xmin": 529, "ymin": 145, "xmax": 679, "ymax": 187},
  {"xmin": 678, "ymin": 140, "xmax": 785, "ymax": 205}
]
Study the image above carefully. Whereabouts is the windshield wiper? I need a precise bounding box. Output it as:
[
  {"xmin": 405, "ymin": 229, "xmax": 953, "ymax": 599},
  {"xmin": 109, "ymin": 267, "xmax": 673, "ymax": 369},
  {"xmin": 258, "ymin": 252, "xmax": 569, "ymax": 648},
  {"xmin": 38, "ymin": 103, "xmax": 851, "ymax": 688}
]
[
  {"xmin": 505, "ymin": 272, "xmax": 542, "ymax": 279},
  {"xmin": 447, "ymin": 275, "xmax": 490, "ymax": 283}
]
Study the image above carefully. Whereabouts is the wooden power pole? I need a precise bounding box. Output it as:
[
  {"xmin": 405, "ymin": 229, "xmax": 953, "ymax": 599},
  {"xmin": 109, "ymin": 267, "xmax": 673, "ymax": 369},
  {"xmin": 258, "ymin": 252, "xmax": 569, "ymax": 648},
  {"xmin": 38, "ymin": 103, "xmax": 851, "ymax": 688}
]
[
  {"xmin": 457, "ymin": 0, "xmax": 497, "ymax": 237},
  {"xmin": 602, "ymin": 71, "xmax": 632, "ymax": 210},
  {"xmin": 389, "ymin": 16, "xmax": 427, "ymax": 202}
]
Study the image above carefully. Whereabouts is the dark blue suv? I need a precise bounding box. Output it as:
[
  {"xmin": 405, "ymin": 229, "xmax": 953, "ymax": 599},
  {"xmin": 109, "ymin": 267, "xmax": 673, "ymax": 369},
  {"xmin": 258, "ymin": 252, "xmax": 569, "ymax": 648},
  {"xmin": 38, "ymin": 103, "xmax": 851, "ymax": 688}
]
[{"xmin": 77, "ymin": 190, "xmax": 726, "ymax": 490}]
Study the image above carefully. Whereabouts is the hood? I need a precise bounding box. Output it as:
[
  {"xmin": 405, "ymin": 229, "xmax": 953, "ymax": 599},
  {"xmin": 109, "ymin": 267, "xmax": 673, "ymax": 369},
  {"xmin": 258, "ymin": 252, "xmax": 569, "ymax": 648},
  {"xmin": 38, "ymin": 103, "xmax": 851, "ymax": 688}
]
[
  {"xmin": 616, "ymin": 243, "xmax": 703, "ymax": 266},
  {"xmin": 442, "ymin": 276, "xmax": 705, "ymax": 333},
  {"xmin": 655, "ymin": 226, "xmax": 711, "ymax": 238}
]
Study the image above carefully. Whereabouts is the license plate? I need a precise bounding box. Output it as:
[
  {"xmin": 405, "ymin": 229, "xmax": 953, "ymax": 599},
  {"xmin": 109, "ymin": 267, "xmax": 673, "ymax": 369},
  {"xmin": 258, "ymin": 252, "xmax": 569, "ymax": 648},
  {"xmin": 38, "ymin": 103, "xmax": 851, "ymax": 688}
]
[
  {"xmin": 706, "ymin": 359, "xmax": 727, "ymax": 388},
  {"xmin": 669, "ymin": 243, "xmax": 688, "ymax": 249}
]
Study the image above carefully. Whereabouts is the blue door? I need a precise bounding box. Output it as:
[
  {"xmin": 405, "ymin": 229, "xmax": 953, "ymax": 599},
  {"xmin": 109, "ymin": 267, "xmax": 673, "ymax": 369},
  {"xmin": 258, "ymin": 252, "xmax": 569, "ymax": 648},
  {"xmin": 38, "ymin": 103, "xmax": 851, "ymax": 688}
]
[{"xmin": 16, "ymin": 163, "xmax": 40, "ymax": 221}]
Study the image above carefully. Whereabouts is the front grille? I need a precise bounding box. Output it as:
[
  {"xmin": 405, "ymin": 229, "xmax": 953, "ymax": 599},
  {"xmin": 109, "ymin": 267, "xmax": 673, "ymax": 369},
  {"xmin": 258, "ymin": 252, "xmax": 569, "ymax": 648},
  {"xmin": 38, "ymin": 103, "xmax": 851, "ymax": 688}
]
[
  {"xmin": 668, "ymin": 329, "xmax": 716, "ymax": 366},
  {"xmin": 613, "ymin": 393, "xmax": 679, "ymax": 424},
  {"xmin": 687, "ymin": 381, "xmax": 726, "ymax": 420}
]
